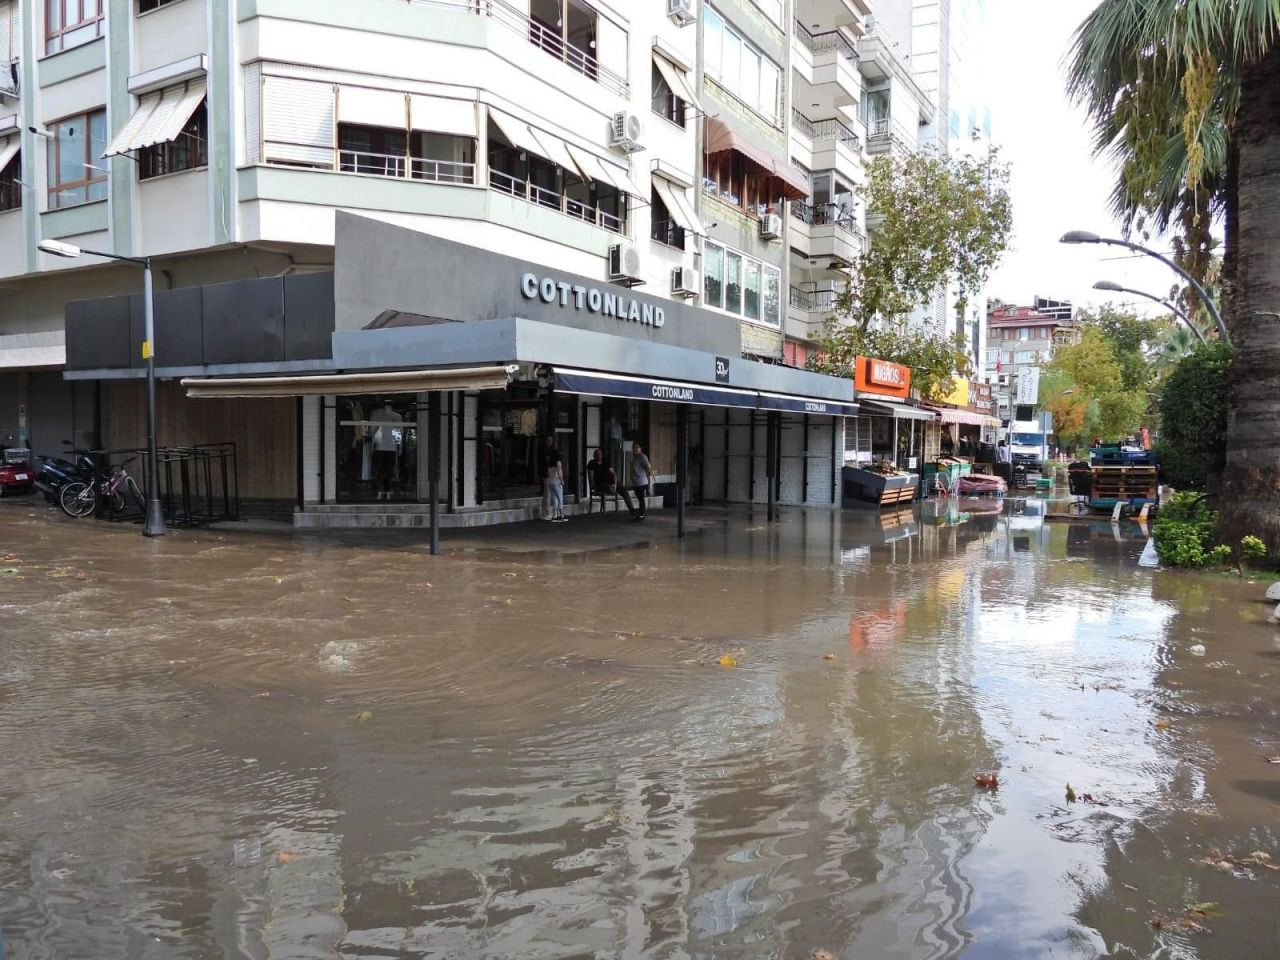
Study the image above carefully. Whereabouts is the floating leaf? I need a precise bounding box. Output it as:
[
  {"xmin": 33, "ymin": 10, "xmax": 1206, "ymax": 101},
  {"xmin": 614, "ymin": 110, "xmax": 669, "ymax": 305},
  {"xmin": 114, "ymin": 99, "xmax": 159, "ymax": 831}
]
[
  {"xmin": 354, "ymin": 710, "xmax": 374, "ymax": 724},
  {"xmin": 822, "ymin": 653, "xmax": 836, "ymax": 661},
  {"xmin": 1154, "ymin": 720, "xmax": 1172, "ymax": 730},
  {"xmin": 276, "ymin": 851, "xmax": 301, "ymax": 864},
  {"xmin": 717, "ymin": 655, "xmax": 737, "ymax": 668},
  {"xmin": 1065, "ymin": 783, "xmax": 1077, "ymax": 804},
  {"xmin": 973, "ymin": 773, "xmax": 999, "ymax": 790}
]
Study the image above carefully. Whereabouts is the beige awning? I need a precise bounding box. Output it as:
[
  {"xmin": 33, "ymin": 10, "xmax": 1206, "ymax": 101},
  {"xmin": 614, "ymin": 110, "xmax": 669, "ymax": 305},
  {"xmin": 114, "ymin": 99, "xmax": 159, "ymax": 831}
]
[
  {"xmin": 567, "ymin": 144, "xmax": 641, "ymax": 197},
  {"xmin": 104, "ymin": 79, "xmax": 206, "ymax": 157},
  {"xmin": 652, "ymin": 172, "xmax": 705, "ymax": 236},
  {"xmin": 529, "ymin": 128, "xmax": 584, "ymax": 179},
  {"xmin": 490, "ymin": 110, "xmax": 549, "ymax": 162},
  {"xmin": 183, "ymin": 365, "xmax": 517, "ymax": 399},
  {"xmin": 653, "ymin": 52, "xmax": 701, "ymax": 109},
  {"xmin": 410, "ymin": 95, "xmax": 478, "ymax": 137}
]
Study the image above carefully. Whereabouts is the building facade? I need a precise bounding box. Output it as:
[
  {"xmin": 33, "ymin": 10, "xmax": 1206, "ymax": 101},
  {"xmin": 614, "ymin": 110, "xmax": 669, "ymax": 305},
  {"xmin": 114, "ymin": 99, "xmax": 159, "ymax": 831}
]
[{"xmin": 985, "ymin": 296, "xmax": 1078, "ymax": 419}]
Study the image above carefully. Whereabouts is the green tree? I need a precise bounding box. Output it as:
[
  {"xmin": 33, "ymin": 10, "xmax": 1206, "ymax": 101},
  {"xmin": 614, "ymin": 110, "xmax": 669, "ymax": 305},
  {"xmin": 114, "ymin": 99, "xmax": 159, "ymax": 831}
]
[
  {"xmin": 1156, "ymin": 341, "xmax": 1232, "ymax": 489},
  {"xmin": 1066, "ymin": 0, "xmax": 1280, "ymax": 550},
  {"xmin": 1042, "ymin": 328, "xmax": 1147, "ymax": 450},
  {"xmin": 1078, "ymin": 304, "xmax": 1160, "ymax": 392},
  {"xmin": 809, "ymin": 145, "xmax": 1012, "ymax": 395}
]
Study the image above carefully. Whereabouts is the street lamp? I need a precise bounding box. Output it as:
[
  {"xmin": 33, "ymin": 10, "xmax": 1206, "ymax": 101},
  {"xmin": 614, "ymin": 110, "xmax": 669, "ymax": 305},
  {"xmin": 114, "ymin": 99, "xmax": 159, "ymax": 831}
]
[
  {"xmin": 1060, "ymin": 230, "xmax": 1229, "ymax": 343},
  {"xmin": 38, "ymin": 239, "xmax": 166, "ymax": 537},
  {"xmin": 1092, "ymin": 280, "xmax": 1206, "ymax": 345}
]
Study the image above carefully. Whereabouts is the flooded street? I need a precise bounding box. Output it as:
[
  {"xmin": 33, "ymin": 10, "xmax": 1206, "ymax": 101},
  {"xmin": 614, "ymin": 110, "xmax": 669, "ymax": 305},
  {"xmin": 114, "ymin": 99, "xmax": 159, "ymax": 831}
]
[{"xmin": 1, "ymin": 498, "xmax": 1277, "ymax": 959}]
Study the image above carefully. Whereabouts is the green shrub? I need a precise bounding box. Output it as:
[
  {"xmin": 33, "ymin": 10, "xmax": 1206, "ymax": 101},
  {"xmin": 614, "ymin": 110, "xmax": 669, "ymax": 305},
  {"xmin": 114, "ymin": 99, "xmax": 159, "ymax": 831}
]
[
  {"xmin": 1156, "ymin": 343, "xmax": 1232, "ymax": 489},
  {"xmin": 1153, "ymin": 493, "xmax": 1219, "ymax": 568}
]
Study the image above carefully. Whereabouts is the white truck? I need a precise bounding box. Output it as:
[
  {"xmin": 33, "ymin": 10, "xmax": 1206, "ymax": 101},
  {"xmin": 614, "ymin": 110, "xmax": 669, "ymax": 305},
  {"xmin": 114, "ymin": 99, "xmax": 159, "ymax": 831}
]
[{"xmin": 1008, "ymin": 419, "xmax": 1049, "ymax": 467}]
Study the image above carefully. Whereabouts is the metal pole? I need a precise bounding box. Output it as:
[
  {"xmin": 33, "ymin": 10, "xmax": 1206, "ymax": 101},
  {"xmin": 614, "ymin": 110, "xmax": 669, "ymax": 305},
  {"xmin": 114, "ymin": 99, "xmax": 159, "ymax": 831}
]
[
  {"xmin": 428, "ymin": 391, "xmax": 441, "ymax": 556},
  {"xmin": 766, "ymin": 411, "xmax": 778, "ymax": 522},
  {"xmin": 142, "ymin": 260, "xmax": 166, "ymax": 536},
  {"xmin": 1104, "ymin": 238, "xmax": 1228, "ymax": 343},
  {"xmin": 676, "ymin": 403, "xmax": 687, "ymax": 539},
  {"xmin": 1113, "ymin": 285, "xmax": 1206, "ymax": 344}
]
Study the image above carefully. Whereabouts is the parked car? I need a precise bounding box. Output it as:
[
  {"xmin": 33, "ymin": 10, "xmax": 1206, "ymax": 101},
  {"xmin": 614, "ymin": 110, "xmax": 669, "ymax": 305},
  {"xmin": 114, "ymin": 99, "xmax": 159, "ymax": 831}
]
[{"xmin": 0, "ymin": 444, "xmax": 35, "ymax": 496}]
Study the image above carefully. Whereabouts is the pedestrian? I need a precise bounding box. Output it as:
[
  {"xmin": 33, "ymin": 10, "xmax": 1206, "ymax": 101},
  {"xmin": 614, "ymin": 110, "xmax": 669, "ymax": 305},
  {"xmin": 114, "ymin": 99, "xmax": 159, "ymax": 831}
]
[
  {"xmin": 587, "ymin": 448, "xmax": 617, "ymax": 512},
  {"xmin": 539, "ymin": 435, "xmax": 567, "ymax": 522},
  {"xmin": 995, "ymin": 438, "xmax": 1011, "ymax": 485},
  {"xmin": 624, "ymin": 441, "xmax": 652, "ymax": 521}
]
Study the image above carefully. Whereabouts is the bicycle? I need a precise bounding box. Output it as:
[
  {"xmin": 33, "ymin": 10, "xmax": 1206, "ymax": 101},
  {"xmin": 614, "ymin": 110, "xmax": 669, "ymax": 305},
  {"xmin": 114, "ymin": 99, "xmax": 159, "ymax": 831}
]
[{"xmin": 59, "ymin": 457, "xmax": 147, "ymax": 519}]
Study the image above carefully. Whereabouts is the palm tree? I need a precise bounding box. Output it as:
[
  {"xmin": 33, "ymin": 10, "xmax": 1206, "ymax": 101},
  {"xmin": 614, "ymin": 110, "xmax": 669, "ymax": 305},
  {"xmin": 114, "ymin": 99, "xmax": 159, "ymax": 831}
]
[
  {"xmin": 1152, "ymin": 323, "xmax": 1203, "ymax": 373},
  {"xmin": 1067, "ymin": 0, "xmax": 1280, "ymax": 550}
]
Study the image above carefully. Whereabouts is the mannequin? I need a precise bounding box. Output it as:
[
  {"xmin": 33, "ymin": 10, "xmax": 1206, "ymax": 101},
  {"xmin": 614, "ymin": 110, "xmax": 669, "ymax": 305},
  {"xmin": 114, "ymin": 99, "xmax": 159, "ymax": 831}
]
[{"xmin": 370, "ymin": 403, "xmax": 402, "ymax": 499}]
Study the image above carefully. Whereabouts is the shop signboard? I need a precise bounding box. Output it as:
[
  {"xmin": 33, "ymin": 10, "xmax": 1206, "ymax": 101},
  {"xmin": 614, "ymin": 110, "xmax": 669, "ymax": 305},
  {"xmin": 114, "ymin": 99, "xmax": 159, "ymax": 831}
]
[
  {"xmin": 853, "ymin": 355, "xmax": 912, "ymax": 399},
  {"xmin": 968, "ymin": 381, "xmax": 994, "ymax": 415},
  {"xmin": 1014, "ymin": 366, "xmax": 1040, "ymax": 405}
]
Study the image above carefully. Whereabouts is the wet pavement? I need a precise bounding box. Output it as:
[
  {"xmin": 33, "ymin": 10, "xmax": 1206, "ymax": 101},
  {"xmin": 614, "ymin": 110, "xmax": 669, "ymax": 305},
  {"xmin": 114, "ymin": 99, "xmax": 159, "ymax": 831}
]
[{"xmin": 0, "ymin": 495, "xmax": 1278, "ymax": 959}]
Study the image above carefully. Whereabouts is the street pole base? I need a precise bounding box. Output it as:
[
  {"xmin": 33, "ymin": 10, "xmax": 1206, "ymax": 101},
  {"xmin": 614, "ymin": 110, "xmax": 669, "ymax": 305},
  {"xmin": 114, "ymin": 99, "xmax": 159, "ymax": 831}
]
[{"xmin": 143, "ymin": 499, "xmax": 167, "ymax": 537}]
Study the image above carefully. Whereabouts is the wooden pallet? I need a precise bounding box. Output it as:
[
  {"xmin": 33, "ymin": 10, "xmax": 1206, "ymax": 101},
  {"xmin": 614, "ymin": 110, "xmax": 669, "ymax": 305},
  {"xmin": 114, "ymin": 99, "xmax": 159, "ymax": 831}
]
[{"xmin": 1090, "ymin": 465, "xmax": 1157, "ymax": 503}]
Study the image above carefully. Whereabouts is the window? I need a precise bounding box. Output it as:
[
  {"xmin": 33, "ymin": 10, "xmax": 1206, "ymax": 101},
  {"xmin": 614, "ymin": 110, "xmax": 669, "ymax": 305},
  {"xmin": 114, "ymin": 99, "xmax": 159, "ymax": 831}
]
[
  {"xmin": 48, "ymin": 110, "xmax": 106, "ymax": 209},
  {"xmin": 985, "ymin": 348, "xmax": 999, "ymax": 363},
  {"xmin": 1017, "ymin": 327, "xmax": 1030, "ymax": 341},
  {"xmin": 650, "ymin": 186, "xmax": 684, "ymax": 249},
  {"xmin": 704, "ymin": 243, "xmax": 723, "ymax": 307},
  {"xmin": 139, "ymin": 0, "xmax": 181, "ymax": 10},
  {"xmin": 139, "ymin": 99, "xmax": 207, "ymax": 179},
  {"xmin": 530, "ymin": 0, "xmax": 599, "ymax": 81},
  {"xmin": 0, "ymin": 147, "xmax": 19, "ymax": 212},
  {"xmin": 1002, "ymin": 351, "xmax": 1013, "ymax": 364},
  {"xmin": 705, "ymin": 6, "xmax": 780, "ymax": 123},
  {"xmin": 651, "ymin": 63, "xmax": 686, "ymax": 128},
  {"xmin": 703, "ymin": 150, "xmax": 781, "ymax": 218},
  {"xmin": 704, "ymin": 240, "xmax": 780, "ymax": 326},
  {"xmin": 751, "ymin": 0, "xmax": 782, "ymax": 24},
  {"xmin": 338, "ymin": 123, "xmax": 476, "ymax": 184},
  {"xmin": 1015, "ymin": 350, "xmax": 1033, "ymax": 363},
  {"xmin": 46, "ymin": 0, "xmax": 103, "ymax": 55},
  {"xmin": 743, "ymin": 259, "xmax": 760, "ymax": 321}
]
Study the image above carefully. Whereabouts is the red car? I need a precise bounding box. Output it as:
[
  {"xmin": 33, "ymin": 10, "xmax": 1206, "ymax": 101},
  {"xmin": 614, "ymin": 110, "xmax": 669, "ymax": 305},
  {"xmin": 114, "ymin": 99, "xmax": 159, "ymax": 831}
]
[{"xmin": 0, "ymin": 447, "xmax": 34, "ymax": 496}]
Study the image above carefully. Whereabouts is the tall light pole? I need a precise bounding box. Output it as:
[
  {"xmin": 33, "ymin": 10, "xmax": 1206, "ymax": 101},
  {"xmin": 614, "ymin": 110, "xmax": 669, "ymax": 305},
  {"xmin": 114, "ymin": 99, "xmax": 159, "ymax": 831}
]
[
  {"xmin": 1060, "ymin": 230, "xmax": 1229, "ymax": 344},
  {"xmin": 38, "ymin": 239, "xmax": 166, "ymax": 537},
  {"xmin": 1092, "ymin": 280, "xmax": 1206, "ymax": 344}
]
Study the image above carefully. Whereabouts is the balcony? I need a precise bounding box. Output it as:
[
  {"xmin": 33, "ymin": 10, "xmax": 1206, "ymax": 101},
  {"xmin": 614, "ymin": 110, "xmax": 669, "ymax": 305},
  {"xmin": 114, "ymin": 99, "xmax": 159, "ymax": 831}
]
[
  {"xmin": 789, "ymin": 285, "xmax": 837, "ymax": 312},
  {"xmin": 793, "ymin": 21, "xmax": 860, "ymax": 108},
  {"xmin": 792, "ymin": 109, "xmax": 864, "ymax": 183},
  {"xmin": 791, "ymin": 200, "xmax": 863, "ymax": 266},
  {"xmin": 489, "ymin": 168, "xmax": 625, "ymax": 234},
  {"xmin": 865, "ymin": 116, "xmax": 917, "ymax": 155},
  {"xmin": 409, "ymin": 0, "xmax": 628, "ymax": 98}
]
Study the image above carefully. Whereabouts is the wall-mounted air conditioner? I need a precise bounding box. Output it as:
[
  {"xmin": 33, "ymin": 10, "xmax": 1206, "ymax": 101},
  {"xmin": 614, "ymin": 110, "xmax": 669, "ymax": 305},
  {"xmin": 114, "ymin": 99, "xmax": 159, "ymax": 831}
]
[
  {"xmin": 609, "ymin": 111, "xmax": 644, "ymax": 154},
  {"xmin": 667, "ymin": 0, "xmax": 697, "ymax": 26},
  {"xmin": 671, "ymin": 266, "xmax": 699, "ymax": 299},
  {"xmin": 608, "ymin": 244, "xmax": 643, "ymax": 284},
  {"xmin": 759, "ymin": 213, "xmax": 782, "ymax": 240}
]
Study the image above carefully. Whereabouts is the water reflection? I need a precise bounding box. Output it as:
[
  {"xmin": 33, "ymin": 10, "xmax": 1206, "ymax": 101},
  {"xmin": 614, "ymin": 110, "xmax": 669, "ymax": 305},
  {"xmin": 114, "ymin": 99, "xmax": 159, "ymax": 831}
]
[{"xmin": 0, "ymin": 496, "xmax": 1274, "ymax": 958}]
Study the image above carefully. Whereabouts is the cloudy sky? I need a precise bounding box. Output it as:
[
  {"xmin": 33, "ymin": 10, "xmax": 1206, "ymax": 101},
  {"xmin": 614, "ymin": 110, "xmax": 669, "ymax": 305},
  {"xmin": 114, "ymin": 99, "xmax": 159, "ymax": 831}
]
[{"xmin": 982, "ymin": 0, "xmax": 1184, "ymax": 315}]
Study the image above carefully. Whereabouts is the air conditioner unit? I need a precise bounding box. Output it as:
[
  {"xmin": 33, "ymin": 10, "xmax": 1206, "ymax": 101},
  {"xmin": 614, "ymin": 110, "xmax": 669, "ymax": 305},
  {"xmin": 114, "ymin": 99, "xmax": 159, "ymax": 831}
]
[
  {"xmin": 667, "ymin": 0, "xmax": 697, "ymax": 26},
  {"xmin": 608, "ymin": 243, "xmax": 643, "ymax": 284},
  {"xmin": 997, "ymin": 374, "xmax": 1010, "ymax": 386},
  {"xmin": 759, "ymin": 213, "xmax": 782, "ymax": 240},
  {"xmin": 671, "ymin": 266, "xmax": 699, "ymax": 299},
  {"xmin": 609, "ymin": 111, "xmax": 644, "ymax": 154}
]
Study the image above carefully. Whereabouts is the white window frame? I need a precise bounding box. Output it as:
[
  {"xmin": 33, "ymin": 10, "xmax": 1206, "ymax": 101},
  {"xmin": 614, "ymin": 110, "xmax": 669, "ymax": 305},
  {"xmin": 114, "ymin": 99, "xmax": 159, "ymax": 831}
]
[
  {"xmin": 703, "ymin": 238, "xmax": 781, "ymax": 327},
  {"xmin": 705, "ymin": 6, "xmax": 781, "ymax": 124}
]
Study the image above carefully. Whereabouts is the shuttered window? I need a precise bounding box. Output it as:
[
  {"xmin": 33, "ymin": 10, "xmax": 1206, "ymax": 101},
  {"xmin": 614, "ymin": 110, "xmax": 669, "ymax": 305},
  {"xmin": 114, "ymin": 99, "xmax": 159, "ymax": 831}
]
[{"xmin": 261, "ymin": 75, "xmax": 336, "ymax": 168}]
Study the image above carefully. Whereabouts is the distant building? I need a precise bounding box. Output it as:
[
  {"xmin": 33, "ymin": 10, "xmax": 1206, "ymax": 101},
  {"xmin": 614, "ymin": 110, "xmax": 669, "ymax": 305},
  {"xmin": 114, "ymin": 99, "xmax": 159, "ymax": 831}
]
[{"xmin": 985, "ymin": 297, "xmax": 1079, "ymax": 415}]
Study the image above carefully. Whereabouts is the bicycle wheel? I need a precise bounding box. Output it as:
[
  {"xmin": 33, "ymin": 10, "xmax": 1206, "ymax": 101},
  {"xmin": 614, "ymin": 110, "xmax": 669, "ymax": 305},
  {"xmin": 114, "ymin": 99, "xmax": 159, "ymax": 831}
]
[
  {"xmin": 1069, "ymin": 498, "xmax": 1090, "ymax": 516},
  {"xmin": 60, "ymin": 482, "xmax": 96, "ymax": 518},
  {"xmin": 107, "ymin": 489, "xmax": 127, "ymax": 515}
]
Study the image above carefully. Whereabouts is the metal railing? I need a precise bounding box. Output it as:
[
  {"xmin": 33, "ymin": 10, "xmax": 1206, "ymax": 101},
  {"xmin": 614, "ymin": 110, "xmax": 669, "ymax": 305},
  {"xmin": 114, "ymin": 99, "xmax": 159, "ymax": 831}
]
[
  {"xmin": 790, "ymin": 285, "xmax": 837, "ymax": 312},
  {"xmin": 868, "ymin": 117, "xmax": 890, "ymax": 137},
  {"xmin": 790, "ymin": 200, "xmax": 813, "ymax": 224},
  {"xmin": 489, "ymin": 168, "xmax": 624, "ymax": 234},
  {"xmin": 339, "ymin": 149, "xmax": 477, "ymax": 184},
  {"xmin": 406, "ymin": 0, "xmax": 628, "ymax": 97},
  {"xmin": 812, "ymin": 28, "xmax": 857, "ymax": 62},
  {"xmin": 791, "ymin": 200, "xmax": 864, "ymax": 238},
  {"xmin": 793, "ymin": 110, "xmax": 860, "ymax": 151},
  {"xmin": 793, "ymin": 19, "xmax": 817, "ymax": 54}
]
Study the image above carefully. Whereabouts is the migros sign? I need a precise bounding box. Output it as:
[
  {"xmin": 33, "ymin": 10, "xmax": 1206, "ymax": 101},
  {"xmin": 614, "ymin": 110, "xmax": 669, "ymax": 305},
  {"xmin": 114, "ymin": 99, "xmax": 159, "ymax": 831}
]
[{"xmin": 854, "ymin": 355, "xmax": 912, "ymax": 399}]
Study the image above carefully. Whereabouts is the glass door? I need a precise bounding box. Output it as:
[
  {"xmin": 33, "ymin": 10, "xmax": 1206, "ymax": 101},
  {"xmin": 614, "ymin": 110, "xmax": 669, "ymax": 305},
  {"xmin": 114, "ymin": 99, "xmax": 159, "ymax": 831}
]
[{"xmin": 478, "ymin": 388, "xmax": 546, "ymax": 502}]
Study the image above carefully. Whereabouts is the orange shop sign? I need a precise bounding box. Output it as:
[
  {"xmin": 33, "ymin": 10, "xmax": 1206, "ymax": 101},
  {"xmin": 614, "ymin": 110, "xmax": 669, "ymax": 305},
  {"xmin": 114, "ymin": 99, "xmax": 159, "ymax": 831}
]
[{"xmin": 854, "ymin": 356, "xmax": 912, "ymax": 399}]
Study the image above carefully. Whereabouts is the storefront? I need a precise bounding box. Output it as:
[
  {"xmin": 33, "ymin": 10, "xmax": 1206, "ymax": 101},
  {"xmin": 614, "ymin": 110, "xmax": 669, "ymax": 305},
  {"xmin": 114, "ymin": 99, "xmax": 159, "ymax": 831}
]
[
  {"xmin": 846, "ymin": 355, "xmax": 936, "ymax": 472},
  {"xmin": 931, "ymin": 380, "xmax": 1000, "ymax": 463},
  {"xmin": 64, "ymin": 214, "xmax": 860, "ymax": 534}
]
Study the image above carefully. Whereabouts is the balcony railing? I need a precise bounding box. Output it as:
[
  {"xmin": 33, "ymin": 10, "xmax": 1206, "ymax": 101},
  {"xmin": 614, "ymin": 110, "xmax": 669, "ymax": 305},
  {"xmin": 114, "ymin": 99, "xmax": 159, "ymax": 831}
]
[
  {"xmin": 793, "ymin": 110, "xmax": 861, "ymax": 152},
  {"xmin": 812, "ymin": 28, "xmax": 857, "ymax": 62},
  {"xmin": 790, "ymin": 285, "xmax": 837, "ymax": 312},
  {"xmin": 490, "ymin": 168, "xmax": 624, "ymax": 234},
  {"xmin": 793, "ymin": 19, "xmax": 817, "ymax": 54},
  {"xmin": 868, "ymin": 117, "xmax": 890, "ymax": 137},
  {"xmin": 339, "ymin": 148, "xmax": 477, "ymax": 185},
  {"xmin": 407, "ymin": 0, "xmax": 628, "ymax": 97},
  {"xmin": 791, "ymin": 200, "xmax": 864, "ymax": 239}
]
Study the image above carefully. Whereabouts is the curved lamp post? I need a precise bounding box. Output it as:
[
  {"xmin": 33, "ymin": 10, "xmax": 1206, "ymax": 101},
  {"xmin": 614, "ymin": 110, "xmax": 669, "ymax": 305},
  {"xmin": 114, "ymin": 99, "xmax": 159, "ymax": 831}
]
[
  {"xmin": 38, "ymin": 239, "xmax": 166, "ymax": 537},
  {"xmin": 1060, "ymin": 230, "xmax": 1229, "ymax": 344},
  {"xmin": 1092, "ymin": 280, "xmax": 1206, "ymax": 344}
]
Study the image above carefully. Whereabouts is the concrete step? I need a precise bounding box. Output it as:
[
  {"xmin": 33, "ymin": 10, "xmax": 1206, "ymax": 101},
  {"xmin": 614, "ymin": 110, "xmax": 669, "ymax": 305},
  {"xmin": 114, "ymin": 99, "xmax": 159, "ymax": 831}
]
[{"xmin": 294, "ymin": 496, "xmax": 662, "ymax": 529}]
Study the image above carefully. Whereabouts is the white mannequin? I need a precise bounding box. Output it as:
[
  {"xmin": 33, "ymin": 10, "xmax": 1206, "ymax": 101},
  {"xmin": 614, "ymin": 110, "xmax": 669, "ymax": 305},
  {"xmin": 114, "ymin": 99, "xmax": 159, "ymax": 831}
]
[{"xmin": 370, "ymin": 404, "xmax": 402, "ymax": 499}]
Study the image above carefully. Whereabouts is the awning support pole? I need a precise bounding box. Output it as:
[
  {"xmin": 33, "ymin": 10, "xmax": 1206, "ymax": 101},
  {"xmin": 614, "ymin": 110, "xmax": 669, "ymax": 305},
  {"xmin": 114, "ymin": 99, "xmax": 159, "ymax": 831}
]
[
  {"xmin": 767, "ymin": 410, "xmax": 779, "ymax": 523},
  {"xmin": 676, "ymin": 403, "xmax": 687, "ymax": 539},
  {"xmin": 428, "ymin": 391, "xmax": 441, "ymax": 556}
]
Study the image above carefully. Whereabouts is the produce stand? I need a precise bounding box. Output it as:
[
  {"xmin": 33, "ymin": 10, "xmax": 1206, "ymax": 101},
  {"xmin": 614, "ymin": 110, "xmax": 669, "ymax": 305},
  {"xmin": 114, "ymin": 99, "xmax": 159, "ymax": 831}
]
[{"xmin": 842, "ymin": 465, "xmax": 919, "ymax": 509}]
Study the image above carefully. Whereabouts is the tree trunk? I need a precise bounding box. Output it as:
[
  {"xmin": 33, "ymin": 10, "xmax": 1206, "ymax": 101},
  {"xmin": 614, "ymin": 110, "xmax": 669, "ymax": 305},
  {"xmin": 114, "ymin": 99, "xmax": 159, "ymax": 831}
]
[
  {"xmin": 1221, "ymin": 138, "xmax": 1240, "ymax": 336},
  {"xmin": 1217, "ymin": 44, "xmax": 1280, "ymax": 553}
]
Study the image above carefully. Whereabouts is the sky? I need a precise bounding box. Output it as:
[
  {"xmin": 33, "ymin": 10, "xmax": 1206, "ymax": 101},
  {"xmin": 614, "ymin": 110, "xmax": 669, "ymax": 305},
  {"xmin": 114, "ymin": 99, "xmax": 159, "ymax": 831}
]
[{"xmin": 982, "ymin": 0, "xmax": 1183, "ymax": 315}]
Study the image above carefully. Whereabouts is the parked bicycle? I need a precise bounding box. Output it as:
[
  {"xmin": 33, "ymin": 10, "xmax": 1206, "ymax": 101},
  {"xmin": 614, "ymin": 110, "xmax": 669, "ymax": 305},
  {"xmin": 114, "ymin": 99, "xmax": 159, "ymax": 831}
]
[{"xmin": 59, "ymin": 457, "xmax": 147, "ymax": 519}]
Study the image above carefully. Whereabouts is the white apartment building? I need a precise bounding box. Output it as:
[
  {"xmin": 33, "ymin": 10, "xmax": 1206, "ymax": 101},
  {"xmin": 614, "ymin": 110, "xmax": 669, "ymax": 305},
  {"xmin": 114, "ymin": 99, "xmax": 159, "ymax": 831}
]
[{"xmin": 0, "ymin": 0, "xmax": 871, "ymax": 525}]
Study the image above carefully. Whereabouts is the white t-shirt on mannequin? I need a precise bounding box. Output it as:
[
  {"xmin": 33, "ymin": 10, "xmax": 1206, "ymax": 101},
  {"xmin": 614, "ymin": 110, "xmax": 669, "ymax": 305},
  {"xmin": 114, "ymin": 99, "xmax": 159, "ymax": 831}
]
[{"xmin": 371, "ymin": 406, "xmax": 401, "ymax": 453}]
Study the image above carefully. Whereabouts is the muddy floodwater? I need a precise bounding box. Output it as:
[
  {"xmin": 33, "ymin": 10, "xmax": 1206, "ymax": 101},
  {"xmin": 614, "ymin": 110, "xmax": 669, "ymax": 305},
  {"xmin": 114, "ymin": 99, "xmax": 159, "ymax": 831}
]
[{"xmin": 1, "ymin": 498, "xmax": 1278, "ymax": 959}]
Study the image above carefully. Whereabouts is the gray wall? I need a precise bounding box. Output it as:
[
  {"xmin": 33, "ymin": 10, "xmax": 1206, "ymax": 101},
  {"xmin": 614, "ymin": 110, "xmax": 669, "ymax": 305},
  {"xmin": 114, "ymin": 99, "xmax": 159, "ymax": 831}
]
[{"xmin": 333, "ymin": 212, "xmax": 742, "ymax": 357}]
